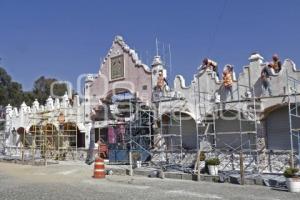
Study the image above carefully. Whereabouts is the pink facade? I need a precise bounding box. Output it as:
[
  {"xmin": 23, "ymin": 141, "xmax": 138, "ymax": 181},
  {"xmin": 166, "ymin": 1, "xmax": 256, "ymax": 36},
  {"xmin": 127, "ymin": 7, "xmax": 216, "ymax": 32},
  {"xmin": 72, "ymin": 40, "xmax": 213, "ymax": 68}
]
[
  {"xmin": 107, "ymin": 126, "xmax": 116, "ymax": 144},
  {"xmin": 89, "ymin": 36, "xmax": 152, "ymax": 105}
]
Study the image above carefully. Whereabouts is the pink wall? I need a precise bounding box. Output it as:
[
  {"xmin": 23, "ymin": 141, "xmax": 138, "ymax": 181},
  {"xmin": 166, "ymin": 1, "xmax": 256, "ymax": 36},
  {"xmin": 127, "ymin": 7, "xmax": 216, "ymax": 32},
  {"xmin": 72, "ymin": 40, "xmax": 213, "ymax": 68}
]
[{"xmin": 89, "ymin": 41, "xmax": 152, "ymax": 105}]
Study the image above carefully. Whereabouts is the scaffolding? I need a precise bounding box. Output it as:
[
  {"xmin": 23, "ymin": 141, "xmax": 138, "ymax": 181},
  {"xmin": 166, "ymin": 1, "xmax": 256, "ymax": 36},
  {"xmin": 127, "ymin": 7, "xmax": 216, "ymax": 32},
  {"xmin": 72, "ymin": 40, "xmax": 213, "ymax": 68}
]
[
  {"xmin": 287, "ymin": 74, "xmax": 300, "ymax": 167},
  {"xmin": 153, "ymin": 91, "xmax": 184, "ymax": 167},
  {"xmin": 194, "ymin": 78, "xmax": 259, "ymax": 172},
  {"xmin": 193, "ymin": 82, "xmax": 215, "ymax": 152},
  {"xmin": 128, "ymin": 98, "xmax": 153, "ymax": 151},
  {"xmin": 101, "ymin": 95, "xmax": 153, "ymax": 164},
  {"xmin": 17, "ymin": 109, "xmax": 79, "ymax": 164},
  {"xmin": 98, "ymin": 89, "xmax": 185, "ymax": 170}
]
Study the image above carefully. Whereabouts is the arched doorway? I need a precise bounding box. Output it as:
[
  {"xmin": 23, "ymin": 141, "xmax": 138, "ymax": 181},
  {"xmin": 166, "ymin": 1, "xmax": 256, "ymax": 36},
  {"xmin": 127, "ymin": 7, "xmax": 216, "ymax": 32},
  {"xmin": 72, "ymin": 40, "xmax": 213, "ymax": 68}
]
[
  {"xmin": 43, "ymin": 123, "xmax": 58, "ymax": 149},
  {"xmin": 16, "ymin": 127, "xmax": 26, "ymax": 146},
  {"xmin": 213, "ymin": 109, "xmax": 256, "ymax": 150},
  {"xmin": 265, "ymin": 106, "xmax": 300, "ymax": 150},
  {"xmin": 160, "ymin": 111, "xmax": 197, "ymax": 150},
  {"xmin": 62, "ymin": 122, "xmax": 85, "ymax": 148}
]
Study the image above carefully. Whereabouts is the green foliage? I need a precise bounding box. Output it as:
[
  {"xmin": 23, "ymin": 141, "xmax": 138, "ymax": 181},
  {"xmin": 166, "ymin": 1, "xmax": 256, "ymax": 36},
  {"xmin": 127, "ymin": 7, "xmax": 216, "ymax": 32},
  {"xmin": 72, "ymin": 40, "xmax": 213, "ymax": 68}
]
[
  {"xmin": 32, "ymin": 76, "xmax": 68, "ymax": 104},
  {"xmin": 0, "ymin": 67, "xmax": 24, "ymax": 106},
  {"xmin": 284, "ymin": 167, "xmax": 299, "ymax": 178},
  {"xmin": 0, "ymin": 67, "xmax": 69, "ymax": 107},
  {"xmin": 205, "ymin": 157, "xmax": 220, "ymax": 166},
  {"xmin": 22, "ymin": 91, "xmax": 35, "ymax": 106}
]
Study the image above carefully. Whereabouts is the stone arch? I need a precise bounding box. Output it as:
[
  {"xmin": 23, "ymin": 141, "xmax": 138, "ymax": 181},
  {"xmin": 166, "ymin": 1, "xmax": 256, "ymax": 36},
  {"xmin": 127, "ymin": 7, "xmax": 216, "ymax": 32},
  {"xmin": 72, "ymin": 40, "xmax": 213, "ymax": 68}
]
[
  {"xmin": 263, "ymin": 105, "xmax": 300, "ymax": 150},
  {"xmin": 17, "ymin": 126, "xmax": 33, "ymax": 147},
  {"xmin": 28, "ymin": 124, "xmax": 41, "ymax": 134},
  {"xmin": 261, "ymin": 104, "xmax": 287, "ymax": 120},
  {"xmin": 28, "ymin": 124, "xmax": 42, "ymax": 147},
  {"xmin": 159, "ymin": 111, "xmax": 197, "ymax": 150},
  {"xmin": 104, "ymin": 88, "xmax": 135, "ymax": 101},
  {"xmin": 97, "ymin": 89, "xmax": 143, "ymax": 121},
  {"xmin": 62, "ymin": 122, "xmax": 85, "ymax": 148},
  {"xmin": 210, "ymin": 109, "xmax": 256, "ymax": 150},
  {"xmin": 43, "ymin": 123, "xmax": 58, "ymax": 149},
  {"xmin": 15, "ymin": 127, "xmax": 25, "ymax": 146}
]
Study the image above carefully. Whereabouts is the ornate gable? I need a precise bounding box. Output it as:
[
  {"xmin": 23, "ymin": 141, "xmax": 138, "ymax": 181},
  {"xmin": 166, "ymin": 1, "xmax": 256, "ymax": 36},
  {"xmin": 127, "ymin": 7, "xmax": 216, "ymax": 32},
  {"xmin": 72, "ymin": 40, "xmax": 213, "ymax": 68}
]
[{"xmin": 89, "ymin": 36, "xmax": 152, "ymax": 104}]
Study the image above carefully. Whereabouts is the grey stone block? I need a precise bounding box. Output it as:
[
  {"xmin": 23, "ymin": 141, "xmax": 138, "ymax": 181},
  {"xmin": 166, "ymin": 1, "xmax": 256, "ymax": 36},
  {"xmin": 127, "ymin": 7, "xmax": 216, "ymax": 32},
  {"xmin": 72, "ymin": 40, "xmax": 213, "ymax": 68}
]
[
  {"xmin": 133, "ymin": 169, "xmax": 152, "ymax": 177},
  {"xmin": 200, "ymin": 174, "xmax": 220, "ymax": 182},
  {"xmin": 244, "ymin": 178, "xmax": 255, "ymax": 185},
  {"xmin": 165, "ymin": 172, "xmax": 182, "ymax": 180},
  {"xmin": 254, "ymin": 177, "xmax": 264, "ymax": 186},
  {"xmin": 106, "ymin": 168, "xmax": 126, "ymax": 176},
  {"xmin": 181, "ymin": 173, "xmax": 193, "ymax": 181}
]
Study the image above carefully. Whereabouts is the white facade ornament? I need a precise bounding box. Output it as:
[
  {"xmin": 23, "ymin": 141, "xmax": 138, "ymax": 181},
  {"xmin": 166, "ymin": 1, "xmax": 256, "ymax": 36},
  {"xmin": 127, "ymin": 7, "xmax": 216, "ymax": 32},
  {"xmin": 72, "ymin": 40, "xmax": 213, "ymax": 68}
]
[
  {"xmin": 32, "ymin": 99, "xmax": 39, "ymax": 112},
  {"xmin": 13, "ymin": 107, "xmax": 19, "ymax": 116},
  {"xmin": 46, "ymin": 96, "xmax": 54, "ymax": 110},
  {"xmin": 54, "ymin": 98, "xmax": 60, "ymax": 109},
  {"xmin": 27, "ymin": 106, "xmax": 31, "ymax": 113},
  {"xmin": 115, "ymin": 35, "xmax": 123, "ymax": 42},
  {"xmin": 20, "ymin": 102, "xmax": 27, "ymax": 114},
  {"xmin": 152, "ymin": 55, "xmax": 163, "ymax": 66},
  {"xmin": 248, "ymin": 53, "xmax": 264, "ymax": 64},
  {"xmin": 62, "ymin": 92, "xmax": 69, "ymax": 108},
  {"xmin": 5, "ymin": 104, "xmax": 12, "ymax": 119},
  {"xmin": 73, "ymin": 95, "xmax": 80, "ymax": 107},
  {"xmin": 6, "ymin": 104, "xmax": 12, "ymax": 113},
  {"xmin": 85, "ymin": 74, "xmax": 95, "ymax": 82}
]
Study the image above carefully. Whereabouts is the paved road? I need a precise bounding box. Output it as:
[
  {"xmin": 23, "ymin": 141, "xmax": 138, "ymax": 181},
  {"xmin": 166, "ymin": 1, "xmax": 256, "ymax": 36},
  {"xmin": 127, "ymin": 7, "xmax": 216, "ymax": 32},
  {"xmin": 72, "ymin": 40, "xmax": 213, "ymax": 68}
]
[{"xmin": 0, "ymin": 162, "xmax": 299, "ymax": 200}]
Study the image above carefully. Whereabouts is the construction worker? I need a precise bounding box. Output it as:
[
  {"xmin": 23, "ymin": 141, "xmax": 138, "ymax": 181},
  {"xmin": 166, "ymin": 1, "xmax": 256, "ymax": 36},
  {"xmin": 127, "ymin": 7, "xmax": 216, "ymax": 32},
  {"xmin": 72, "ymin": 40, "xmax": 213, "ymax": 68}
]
[
  {"xmin": 222, "ymin": 65, "xmax": 234, "ymax": 100},
  {"xmin": 270, "ymin": 54, "xmax": 282, "ymax": 73},
  {"xmin": 261, "ymin": 63, "xmax": 273, "ymax": 96},
  {"xmin": 156, "ymin": 70, "xmax": 168, "ymax": 91},
  {"xmin": 198, "ymin": 58, "xmax": 219, "ymax": 77}
]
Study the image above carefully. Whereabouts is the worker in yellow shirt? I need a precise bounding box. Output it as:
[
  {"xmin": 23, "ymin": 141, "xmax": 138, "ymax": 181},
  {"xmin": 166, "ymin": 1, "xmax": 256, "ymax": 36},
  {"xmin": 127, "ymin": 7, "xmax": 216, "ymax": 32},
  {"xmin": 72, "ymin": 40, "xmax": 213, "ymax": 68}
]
[{"xmin": 156, "ymin": 70, "xmax": 168, "ymax": 91}]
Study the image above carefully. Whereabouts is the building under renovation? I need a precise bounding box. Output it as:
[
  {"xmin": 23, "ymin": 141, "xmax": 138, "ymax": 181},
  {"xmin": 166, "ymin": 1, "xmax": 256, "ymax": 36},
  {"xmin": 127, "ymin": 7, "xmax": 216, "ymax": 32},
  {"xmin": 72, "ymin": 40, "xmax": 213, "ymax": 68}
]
[{"xmin": 1, "ymin": 36, "xmax": 300, "ymax": 172}]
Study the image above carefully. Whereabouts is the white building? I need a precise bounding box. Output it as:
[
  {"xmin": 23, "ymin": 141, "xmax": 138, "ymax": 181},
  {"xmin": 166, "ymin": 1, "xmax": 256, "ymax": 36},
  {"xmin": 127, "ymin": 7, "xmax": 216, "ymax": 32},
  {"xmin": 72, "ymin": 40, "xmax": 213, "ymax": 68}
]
[{"xmin": 3, "ymin": 36, "xmax": 300, "ymax": 171}]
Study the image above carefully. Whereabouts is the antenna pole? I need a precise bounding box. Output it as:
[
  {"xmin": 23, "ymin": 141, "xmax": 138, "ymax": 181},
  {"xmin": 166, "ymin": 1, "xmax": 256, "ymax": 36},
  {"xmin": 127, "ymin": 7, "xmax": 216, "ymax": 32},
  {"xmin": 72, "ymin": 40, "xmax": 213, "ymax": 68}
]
[
  {"xmin": 168, "ymin": 44, "xmax": 172, "ymax": 82},
  {"xmin": 162, "ymin": 43, "xmax": 166, "ymax": 65},
  {"xmin": 156, "ymin": 38, "xmax": 159, "ymax": 56}
]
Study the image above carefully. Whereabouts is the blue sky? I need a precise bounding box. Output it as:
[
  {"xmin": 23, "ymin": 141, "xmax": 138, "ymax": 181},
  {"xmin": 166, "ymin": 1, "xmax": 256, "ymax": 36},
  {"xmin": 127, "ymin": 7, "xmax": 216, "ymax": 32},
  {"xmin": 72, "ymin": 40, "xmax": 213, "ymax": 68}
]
[{"xmin": 0, "ymin": 0, "xmax": 299, "ymax": 91}]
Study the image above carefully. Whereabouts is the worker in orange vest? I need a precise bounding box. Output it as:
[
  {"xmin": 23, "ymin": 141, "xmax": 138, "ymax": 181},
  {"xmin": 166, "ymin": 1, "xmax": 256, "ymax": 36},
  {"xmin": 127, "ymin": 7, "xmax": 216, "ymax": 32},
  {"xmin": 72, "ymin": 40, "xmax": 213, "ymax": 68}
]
[
  {"xmin": 223, "ymin": 65, "xmax": 234, "ymax": 100},
  {"xmin": 270, "ymin": 54, "xmax": 282, "ymax": 73},
  {"xmin": 156, "ymin": 70, "xmax": 168, "ymax": 91}
]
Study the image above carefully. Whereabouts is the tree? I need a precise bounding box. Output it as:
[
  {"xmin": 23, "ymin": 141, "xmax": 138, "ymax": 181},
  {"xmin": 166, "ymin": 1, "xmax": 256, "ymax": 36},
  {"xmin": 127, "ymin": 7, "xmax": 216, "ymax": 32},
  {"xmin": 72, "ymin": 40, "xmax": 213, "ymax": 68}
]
[
  {"xmin": 0, "ymin": 67, "xmax": 24, "ymax": 107},
  {"xmin": 23, "ymin": 91, "xmax": 35, "ymax": 106},
  {"xmin": 0, "ymin": 67, "xmax": 70, "ymax": 107},
  {"xmin": 32, "ymin": 76, "xmax": 69, "ymax": 104}
]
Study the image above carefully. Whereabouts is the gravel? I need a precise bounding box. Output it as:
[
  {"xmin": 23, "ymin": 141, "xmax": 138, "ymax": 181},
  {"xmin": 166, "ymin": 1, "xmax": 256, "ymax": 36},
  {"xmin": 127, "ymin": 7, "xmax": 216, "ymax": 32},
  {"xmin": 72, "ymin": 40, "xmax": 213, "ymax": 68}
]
[{"xmin": 0, "ymin": 162, "xmax": 299, "ymax": 200}]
